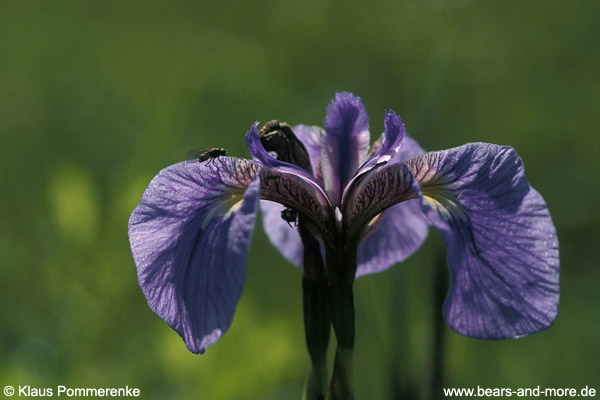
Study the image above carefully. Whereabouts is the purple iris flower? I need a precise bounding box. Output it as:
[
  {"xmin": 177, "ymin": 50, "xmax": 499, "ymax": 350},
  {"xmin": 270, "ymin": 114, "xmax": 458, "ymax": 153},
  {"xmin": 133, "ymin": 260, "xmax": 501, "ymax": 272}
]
[{"xmin": 128, "ymin": 92, "xmax": 559, "ymax": 355}]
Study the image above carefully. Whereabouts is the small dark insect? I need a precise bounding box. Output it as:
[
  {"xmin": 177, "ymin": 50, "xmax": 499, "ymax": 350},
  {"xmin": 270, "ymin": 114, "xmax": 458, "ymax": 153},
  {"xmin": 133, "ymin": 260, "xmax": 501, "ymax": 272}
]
[
  {"xmin": 186, "ymin": 147, "xmax": 227, "ymax": 165},
  {"xmin": 280, "ymin": 207, "xmax": 298, "ymax": 228}
]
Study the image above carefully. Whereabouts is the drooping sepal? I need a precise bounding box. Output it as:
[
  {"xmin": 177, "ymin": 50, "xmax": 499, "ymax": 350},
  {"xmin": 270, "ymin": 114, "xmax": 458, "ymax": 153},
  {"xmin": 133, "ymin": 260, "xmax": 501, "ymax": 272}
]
[
  {"xmin": 128, "ymin": 158, "xmax": 261, "ymax": 353},
  {"xmin": 405, "ymin": 143, "xmax": 560, "ymax": 339}
]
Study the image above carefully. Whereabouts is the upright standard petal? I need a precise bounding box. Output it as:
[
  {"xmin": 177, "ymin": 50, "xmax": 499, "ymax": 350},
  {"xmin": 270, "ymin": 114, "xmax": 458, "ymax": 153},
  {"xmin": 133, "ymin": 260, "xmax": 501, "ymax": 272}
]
[
  {"xmin": 321, "ymin": 92, "xmax": 370, "ymax": 205},
  {"xmin": 405, "ymin": 144, "xmax": 560, "ymax": 339},
  {"xmin": 128, "ymin": 158, "xmax": 261, "ymax": 354},
  {"xmin": 355, "ymin": 134, "xmax": 429, "ymax": 276}
]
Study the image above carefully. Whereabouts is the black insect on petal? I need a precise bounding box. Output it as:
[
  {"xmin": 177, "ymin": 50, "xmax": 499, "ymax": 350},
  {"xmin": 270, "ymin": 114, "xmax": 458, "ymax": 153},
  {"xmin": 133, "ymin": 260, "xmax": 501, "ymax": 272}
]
[
  {"xmin": 186, "ymin": 148, "xmax": 227, "ymax": 166},
  {"xmin": 280, "ymin": 207, "xmax": 298, "ymax": 228}
]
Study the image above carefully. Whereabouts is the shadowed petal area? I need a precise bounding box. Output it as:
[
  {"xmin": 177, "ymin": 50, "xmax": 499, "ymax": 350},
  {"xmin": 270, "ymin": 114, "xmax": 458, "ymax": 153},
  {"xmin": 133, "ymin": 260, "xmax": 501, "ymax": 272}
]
[
  {"xmin": 405, "ymin": 143, "xmax": 560, "ymax": 339},
  {"xmin": 128, "ymin": 158, "xmax": 261, "ymax": 354},
  {"xmin": 258, "ymin": 125, "xmax": 324, "ymax": 265},
  {"xmin": 355, "ymin": 134, "xmax": 429, "ymax": 276},
  {"xmin": 321, "ymin": 92, "xmax": 370, "ymax": 205},
  {"xmin": 247, "ymin": 122, "xmax": 333, "ymax": 241},
  {"xmin": 260, "ymin": 200, "xmax": 303, "ymax": 266},
  {"xmin": 259, "ymin": 168, "xmax": 334, "ymax": 243},
  {"xmin": 344, "ymin": 162, "xmax": 419, "ymax": 235},
  {"xmin": 247, "ymin": 122, "xmax": 324, "ymax": 190},
  {"xmin": 247, "ymin": 123, "xmax": 330, "ymax": 208}
]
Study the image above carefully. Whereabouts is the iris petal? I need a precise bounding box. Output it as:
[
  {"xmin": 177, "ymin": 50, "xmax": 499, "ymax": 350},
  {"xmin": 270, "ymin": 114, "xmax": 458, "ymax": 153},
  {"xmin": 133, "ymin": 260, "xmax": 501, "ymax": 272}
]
[
  {"xmin": 262, "ymin": 130, "xmax": 431, "ymax": 276},
  {"xmin": 259, "ymin": 168, "xmax": 334, "ymax": 243},
  {"xmin": 246, "ymin": 122, "xmax": 333, "ymax": 243},
  {"xmin": 354, "ymin": 111, "xmax": 405, "ymax": 178},
  {"xmin": 258, "ymin": 125, "xmax": 324, "ymax": 268},
  {"xmin": 320, "ymin": 92, "xmax": 370, "ymax": 205},
  {"xmin": 128, "ymin": 158, "xmax": 261, "ymax": 353},
  {"xmin": 246, "ymin": 123, "xmax": 330, "ymax": 207},
  {"xmin": 345, "ymin": 142, "xmax": 559, "ymax": 338},
  {"xmin": 356, "ymin": 198, "xmax": 428, "ymax": 276},
  {"xmin": 343, "ymin": 162, "xmax": 420, "ymax": 241},
  {"xmin": 355, "ymin": 134, "xmax": 429, "ymax": 276},
  {"xmin": 293, "ymin": 124, "xmax": 324, "ymax": 176},
  {"xmin": 405, "ymin": 144, "xmax": 559, "ymax": 339}
]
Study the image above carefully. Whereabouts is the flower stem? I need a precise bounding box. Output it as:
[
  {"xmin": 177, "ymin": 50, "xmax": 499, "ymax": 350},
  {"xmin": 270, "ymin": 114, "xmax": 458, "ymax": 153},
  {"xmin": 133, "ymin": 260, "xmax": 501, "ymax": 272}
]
[
  {"xmin": 259, "ymin": 121, "xmax": 332, "ymax": 399},
  {"xmin": 329, "ymin": 346, "xmax": 354, "ymax": 400},
  {"xmin": 426, "ymin": 250, "xmax": 448, "ymax": 400},
  {"xmin": 328, "ymin": 282, "xmax": 355, "ymax": 400},
  {"xmin": 303, "ymin": 363, "xmax": 328, "ymax": 400},
  {"xmin": 299, "ymin": 220, "xmax": 330, "ymax": 400},
  {"xmin": 325, "ymin": 242, "xmax": 357, "ymax": 400}
]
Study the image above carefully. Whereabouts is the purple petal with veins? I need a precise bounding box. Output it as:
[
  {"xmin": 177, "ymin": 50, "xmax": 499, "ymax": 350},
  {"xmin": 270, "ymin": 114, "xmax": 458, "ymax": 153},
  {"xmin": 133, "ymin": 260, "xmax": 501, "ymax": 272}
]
[
  {"xmin": 246, "ymin": 123, "xmax": 331, "ymax": 210},
  {"xmin": 355, "ymin": 133, "xmax": 429, "ymax": 276},
  {"xmin": 293, "ymin": 124, "xmax": 324, "ymax": 175},
  {"xmin": 405, "ymin": 143, "xmax": 559, "ymax": 339},
  {"xmin": 128, "ymin": 158, "xmax": 261, "ymax": 353},
  {"xmin": 320, "ymin": 92, "xmax": 370, "ymax": 206},
  {"xmin": 259, "ymin": 125, "xmax": 325, "ymax": 267},
  {"xmin": 354, "ymin": 110, "xmax": 406, "ymax": 177}
]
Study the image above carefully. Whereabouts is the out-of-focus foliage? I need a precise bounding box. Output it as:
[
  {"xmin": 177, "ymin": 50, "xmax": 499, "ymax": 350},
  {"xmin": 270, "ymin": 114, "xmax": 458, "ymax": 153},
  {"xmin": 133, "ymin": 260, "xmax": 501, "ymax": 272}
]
[{"xmin": 1, "ymin": 0, "xmax": 598, "ymax": 398}]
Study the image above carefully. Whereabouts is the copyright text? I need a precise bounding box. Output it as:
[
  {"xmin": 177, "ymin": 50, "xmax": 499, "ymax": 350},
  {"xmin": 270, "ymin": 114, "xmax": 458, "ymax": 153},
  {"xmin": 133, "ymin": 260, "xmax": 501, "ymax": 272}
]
[{"xmin": 2, "ymin": 385, "xmax": 140, "ymax": 397}]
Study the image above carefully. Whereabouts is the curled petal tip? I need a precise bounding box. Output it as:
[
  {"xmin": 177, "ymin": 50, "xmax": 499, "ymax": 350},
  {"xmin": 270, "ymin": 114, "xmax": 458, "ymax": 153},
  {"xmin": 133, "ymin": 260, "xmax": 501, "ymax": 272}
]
[
  {"xmin": 245, "ymin": 122, "xmax": 261, "ymax": 143},
  {"xmin": 383, "ymin": 110, "xmax": 404, "ymax": 140}
]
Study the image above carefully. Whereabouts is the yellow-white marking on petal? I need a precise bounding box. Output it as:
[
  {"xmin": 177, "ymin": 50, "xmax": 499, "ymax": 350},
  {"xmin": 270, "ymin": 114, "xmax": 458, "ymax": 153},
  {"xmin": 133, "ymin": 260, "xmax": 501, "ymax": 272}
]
[
  {"xmin": 223, "ymin": 199, "xmax": 243, "ymax": 219},
  {"xmin": 423, "ymin": 190, "xmax": 468, "ymax": 222},
  {"xmin": 201, "ymin": 191, "xmax": 245, "ymax": 229}
]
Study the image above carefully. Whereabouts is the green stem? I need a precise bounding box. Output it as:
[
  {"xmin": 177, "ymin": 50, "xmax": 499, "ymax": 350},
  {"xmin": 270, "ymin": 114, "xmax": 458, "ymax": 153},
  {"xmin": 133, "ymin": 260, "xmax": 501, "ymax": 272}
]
[
  {"xmin": 259, "ymin": 122, "xmax": 332, "ymax": 399},
  {"xmin": 325, "ymin": 242, "xmax": 357, "ymax": 400},
  {"xmin": 328, "ymin": 282, "xmax": 355, "ymax": 400},
  {"xmin": 329, "ymin": 347, "xmax": 354, "ymax": 400},
  {"xmin": 426, "ymin": 250, "xmax": 448, "ymax": 400},
  {"xmin": 299, "ymin": 220, "xmax": 330, "ymax": 400},
  {"xmin": 303, "ymin": 363, "xmax": 328, "ymax": 400}
]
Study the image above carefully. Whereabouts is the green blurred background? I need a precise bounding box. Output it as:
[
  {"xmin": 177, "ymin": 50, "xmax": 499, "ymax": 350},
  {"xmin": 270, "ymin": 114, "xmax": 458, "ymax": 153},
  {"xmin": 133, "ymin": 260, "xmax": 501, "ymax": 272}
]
[{"xmin": 1, "ymin": 0, "xmax": 599, "ymax": 398}]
